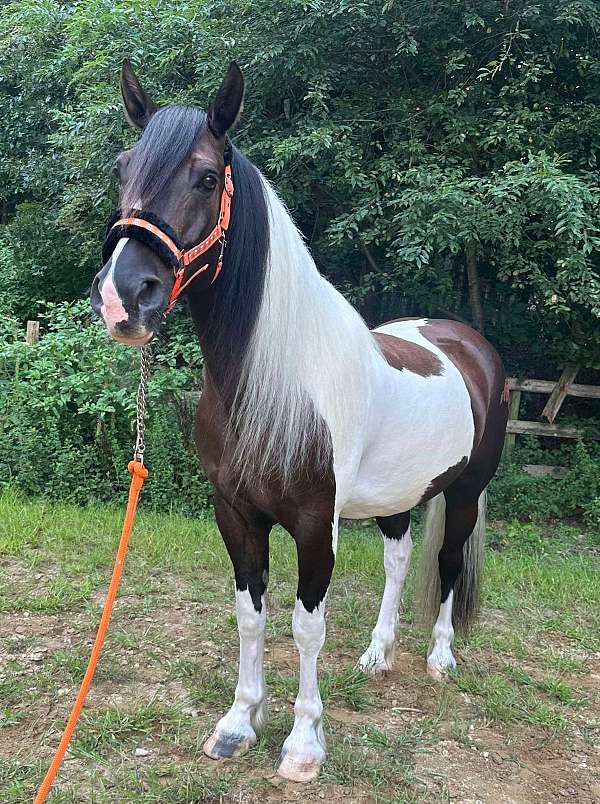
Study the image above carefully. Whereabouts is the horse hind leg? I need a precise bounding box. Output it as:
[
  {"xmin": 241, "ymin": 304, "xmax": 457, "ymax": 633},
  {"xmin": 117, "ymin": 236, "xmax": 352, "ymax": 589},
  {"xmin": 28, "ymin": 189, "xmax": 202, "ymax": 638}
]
[
  {"xmin": 416, "ymin": 487, "xmax": 485, "ymax": 679},
  {"xmin": 358, "ymin": 511, "xmax": 412, "ymax": 674}
]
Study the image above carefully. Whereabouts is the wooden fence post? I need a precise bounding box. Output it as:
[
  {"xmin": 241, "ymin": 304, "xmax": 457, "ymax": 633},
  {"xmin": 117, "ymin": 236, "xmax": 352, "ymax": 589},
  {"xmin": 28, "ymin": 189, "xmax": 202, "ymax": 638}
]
[
  {"xmin": 503, "ymin": 387, "xmax": 522, "ymax": 458},
  {"xmin": 26, "ymin": 320, "xmax": 40, "ymax": 345}
]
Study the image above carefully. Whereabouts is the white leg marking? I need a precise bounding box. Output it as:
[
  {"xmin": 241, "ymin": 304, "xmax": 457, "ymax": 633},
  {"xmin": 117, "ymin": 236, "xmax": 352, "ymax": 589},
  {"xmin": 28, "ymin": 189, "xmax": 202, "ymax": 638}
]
[
  {"xmin": 427, "ymin": 589, "xmax": 456, "ymax": 679},
  {"xmin": 100, "ymin": 238, "xmax": 129, "ymax": 328},
  {"xmin": 359, "ymin": 528, "xmax": 412, "ymax": 673},
  {"xmin": 203, "ymin": 589, "xmax": 267, "ymax": 759},
  {"xmin": 331, "ymin": 513, "xmax": 339, "ymax": 556},
  {"xmin": 277, "ymin": 599, "xmax": 327, "ymax": 782}
]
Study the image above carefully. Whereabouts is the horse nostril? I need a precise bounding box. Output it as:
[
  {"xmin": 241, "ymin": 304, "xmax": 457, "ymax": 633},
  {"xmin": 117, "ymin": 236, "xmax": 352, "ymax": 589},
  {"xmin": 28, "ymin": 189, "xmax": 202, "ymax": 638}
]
[{"xmin": 137, "ymin": 278, "xmax": 163, "ymax": 309}]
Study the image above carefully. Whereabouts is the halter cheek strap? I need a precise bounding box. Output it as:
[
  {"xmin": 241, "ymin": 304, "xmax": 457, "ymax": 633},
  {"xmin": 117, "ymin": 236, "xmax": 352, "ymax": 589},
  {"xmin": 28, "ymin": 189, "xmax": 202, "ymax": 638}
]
[{"xmin": 103, "ymin": 164, "xmax": 234, "ymax": 314}]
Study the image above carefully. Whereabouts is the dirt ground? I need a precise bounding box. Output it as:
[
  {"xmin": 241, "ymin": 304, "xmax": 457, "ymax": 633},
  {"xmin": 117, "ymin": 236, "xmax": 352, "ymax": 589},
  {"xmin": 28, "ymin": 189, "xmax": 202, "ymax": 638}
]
[{"xmin": 0, "ymin": 506, "xmax": 598, "ymax": 802}]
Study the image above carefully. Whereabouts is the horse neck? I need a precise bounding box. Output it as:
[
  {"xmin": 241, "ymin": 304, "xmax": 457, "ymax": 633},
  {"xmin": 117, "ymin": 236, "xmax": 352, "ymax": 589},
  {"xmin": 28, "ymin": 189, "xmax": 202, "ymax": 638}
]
[{"xmin": 188, "ymin": 174, "xmax": 381, "ymax": 485}]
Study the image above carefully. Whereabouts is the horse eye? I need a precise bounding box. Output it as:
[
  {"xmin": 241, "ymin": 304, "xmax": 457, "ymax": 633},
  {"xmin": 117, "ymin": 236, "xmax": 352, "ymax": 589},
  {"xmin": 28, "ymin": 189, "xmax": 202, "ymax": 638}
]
[{"xmin": 200, "ymin": 175, "xmax": 217, "ymax": 191}]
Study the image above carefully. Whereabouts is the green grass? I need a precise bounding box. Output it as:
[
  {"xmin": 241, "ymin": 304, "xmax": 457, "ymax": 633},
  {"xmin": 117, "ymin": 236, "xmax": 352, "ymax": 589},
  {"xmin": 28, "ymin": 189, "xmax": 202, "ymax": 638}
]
[
  {"xmin": 71, "ymin": 702, "xmax": 190, "ymax": 761},
  {"xmin": 0, "ymin": 490, "xmax": 598, "ymax": 802}
]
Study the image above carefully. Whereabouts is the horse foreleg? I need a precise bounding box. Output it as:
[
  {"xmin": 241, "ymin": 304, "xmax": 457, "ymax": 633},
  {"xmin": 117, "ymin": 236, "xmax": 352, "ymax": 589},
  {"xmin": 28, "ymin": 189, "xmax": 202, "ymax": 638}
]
[
  {"xmin": 359, "ymin": 511, "xmax": 412, "ymax": 673},
  {"xmin": 277, "ymin": 514, "xmax": 336, "ymax": 783},
  {"xmin": 203, "ymin": 493, "xmax": 272, "ymax": 759}
]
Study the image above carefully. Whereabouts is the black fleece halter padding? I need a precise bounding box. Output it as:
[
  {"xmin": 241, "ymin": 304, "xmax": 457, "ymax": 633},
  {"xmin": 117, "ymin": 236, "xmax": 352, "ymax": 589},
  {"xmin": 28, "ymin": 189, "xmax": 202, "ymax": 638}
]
[{"xmin": 102, "ymin": 210, "xmax": 184, "ymax": 270}]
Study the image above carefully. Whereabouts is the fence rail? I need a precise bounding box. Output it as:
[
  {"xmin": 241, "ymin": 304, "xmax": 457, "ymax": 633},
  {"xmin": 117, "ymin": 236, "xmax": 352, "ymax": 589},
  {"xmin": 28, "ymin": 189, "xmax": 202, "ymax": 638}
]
[{"xmin": 504, "ymin": 366, "xmax": 599, "ymax": 475}]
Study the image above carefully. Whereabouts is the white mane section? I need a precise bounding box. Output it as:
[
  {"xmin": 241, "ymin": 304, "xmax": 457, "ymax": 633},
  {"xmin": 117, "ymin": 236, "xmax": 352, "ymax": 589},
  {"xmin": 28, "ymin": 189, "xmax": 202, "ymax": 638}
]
[{"xmin": 230, "ymin": 178, "xmax": 381, "ymax": 488}]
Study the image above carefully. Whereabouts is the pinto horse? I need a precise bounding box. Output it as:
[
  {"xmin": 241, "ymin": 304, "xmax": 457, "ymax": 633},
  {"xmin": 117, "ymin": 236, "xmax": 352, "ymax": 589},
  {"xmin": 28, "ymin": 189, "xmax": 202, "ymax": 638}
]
[{"xmin": 91, "ymin": 61, "xmax": 508, "ymax": 782}]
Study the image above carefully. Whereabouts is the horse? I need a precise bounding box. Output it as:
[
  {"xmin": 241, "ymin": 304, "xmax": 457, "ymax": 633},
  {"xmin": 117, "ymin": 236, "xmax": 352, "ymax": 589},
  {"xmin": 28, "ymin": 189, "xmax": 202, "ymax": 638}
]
[{"xmin": 91, "ymin": 60, "xmax": 508, "ymax": 783}]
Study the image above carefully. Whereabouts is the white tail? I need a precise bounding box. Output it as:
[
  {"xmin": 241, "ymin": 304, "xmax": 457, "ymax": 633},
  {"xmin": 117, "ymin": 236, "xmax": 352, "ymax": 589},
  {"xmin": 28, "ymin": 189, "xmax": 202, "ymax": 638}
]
[{"xmin": 415, "ymin": 491, "xmax": 486, "ymax": 632}]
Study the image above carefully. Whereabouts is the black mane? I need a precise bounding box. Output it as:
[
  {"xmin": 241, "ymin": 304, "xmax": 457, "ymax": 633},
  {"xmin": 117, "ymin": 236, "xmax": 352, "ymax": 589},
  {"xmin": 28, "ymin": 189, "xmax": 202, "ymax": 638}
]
[
  {"xmin": 201, "ymin": 145, "xmax": 269, "ymax": 402},
  {"xmin": 122, "ymin": 104, "xmax": 269, "ymax": 402},
  {"xmin": 122, "ymin": 105, "xmax": 206, "ymax": 212}
]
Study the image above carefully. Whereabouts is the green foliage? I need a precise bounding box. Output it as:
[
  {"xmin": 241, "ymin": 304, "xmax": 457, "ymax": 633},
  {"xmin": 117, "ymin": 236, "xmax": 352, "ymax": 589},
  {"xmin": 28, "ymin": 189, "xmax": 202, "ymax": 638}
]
[
  {"xmin": 0, "ymin": 1, "xmax": 599, "ymax": 366},
  {"xmin": 490, "ymin": 440, "xmax": 600, "ymax": 522},
  {"xmin": 0, "ymin": 2, "xmax": 599, "ymax": 519},
  {"xmin": 0, "ymin": 301, "xmax": 211, "ymax": 513}
]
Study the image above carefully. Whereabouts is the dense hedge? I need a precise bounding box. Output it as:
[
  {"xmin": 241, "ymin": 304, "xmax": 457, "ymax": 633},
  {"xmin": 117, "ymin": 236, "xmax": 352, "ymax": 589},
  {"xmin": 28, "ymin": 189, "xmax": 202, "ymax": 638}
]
[
  {"xmin": 0, "ymin": 1, "xmax": 599, "ymax": 370},
  {"xmin": 0, "ymin": 302, "xmax": 212, "ymax": 515},
  {"xmin": 1, "ymin": 303, "xmax": 599, "ymax": 524},
  {"xmin": 0, "ymin": 2, "xmax": 599, "ymax": 521}
]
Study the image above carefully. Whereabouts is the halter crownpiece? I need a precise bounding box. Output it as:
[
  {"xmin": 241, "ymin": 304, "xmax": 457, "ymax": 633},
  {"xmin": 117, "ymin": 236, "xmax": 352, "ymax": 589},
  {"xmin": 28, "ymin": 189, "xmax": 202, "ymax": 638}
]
[{"xmin": 101, "ymin": 162, "xmax": 234, "ymax": 314}]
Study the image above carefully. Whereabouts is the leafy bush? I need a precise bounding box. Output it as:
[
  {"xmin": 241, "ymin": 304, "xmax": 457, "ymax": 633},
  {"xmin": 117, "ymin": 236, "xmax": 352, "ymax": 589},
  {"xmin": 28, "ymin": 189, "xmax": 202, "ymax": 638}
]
[
  {"xmin": 0, "ymin": 301, "xmax": 212, "ymax": 514},
  {"xmin": 490, "ymin": 440, "xmax": 600, "ymax": 523}
]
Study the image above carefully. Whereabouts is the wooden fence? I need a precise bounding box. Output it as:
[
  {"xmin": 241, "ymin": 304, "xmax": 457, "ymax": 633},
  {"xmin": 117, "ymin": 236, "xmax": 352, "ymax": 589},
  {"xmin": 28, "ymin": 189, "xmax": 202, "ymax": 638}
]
[{"xmin": 505, "ymin": 365, "xmax": 599, "ymax": 476}]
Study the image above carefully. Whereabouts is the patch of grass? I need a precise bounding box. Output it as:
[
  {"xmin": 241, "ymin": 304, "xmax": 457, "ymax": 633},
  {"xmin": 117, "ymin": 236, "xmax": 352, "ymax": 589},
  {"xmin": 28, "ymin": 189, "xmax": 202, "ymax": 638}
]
[
  {"xmin": 320, "ymin": 667, "xmax": 371, "ymax": 711},
  {"xmin": 164, "ymin": 656, "xmax": 201, "ymax": 679},
  {"xmin": 0, "ymin": 577, "xmax": 100, "ymax": 614},
  {"xmin": 109, "ymin": 628, "xmax": 139, "ymax": 650},
  {"xmin": 540, "ymin": 614, "xmax": 600, "ymax": 652},
  {"xmin": 505, "ymin": 666, "xmax": 588, "ymax": 707},
  {"xmin": 71, "ymin": 702, "xmax": 189, "ymax": 760},
  {"xmin": 0, "ymin": 676, "xmax": 31, "ymax": 728},
  {"xmin": 0, "ymin": 760, "xmax": 44, "ymax": 803},
  {"xmin": 249, "ymin": 710, "xmax": 295, "ymax": 759},
  {"xmin": 0, "ymin": 676, "xmax": 28, "ymax": 707},
  {"xmin": 459, "ymin": 624, "xmax": 528, "ymax": 659},
  {"xmin": 265, "ymin": 610, "xmax": 290, "ymax": 638},
  {"xmin": 0, "ymin": 709, "xmax": 22, "ymax": 727},
  {"xmin": 454, "ymin": 670, "xmax": 569, "ymax": 730},
  {"xmin": 267, "ymin": 666, "xmax": 371, "ymax": 711},
  {"xmin": 322, "ymin": 721, "xmax": 433, "ymax": 802},
  {"xmin": 187, "ymin": 666, "xmax": 236, "ymax": 707},
  {"xmin": 541, "ymin": 650, "xmax": 587, "ymax": 675},
  {"xmin": 1, "ymin": 495, "xmax": 599, "ymax": 802},
  {"xmin": 46, "ymin": 648, "xmax": 88, "ymax": 682},
  {"xmin": 125, "ymin": 764, "xmax": 234, "ymax": 803}
]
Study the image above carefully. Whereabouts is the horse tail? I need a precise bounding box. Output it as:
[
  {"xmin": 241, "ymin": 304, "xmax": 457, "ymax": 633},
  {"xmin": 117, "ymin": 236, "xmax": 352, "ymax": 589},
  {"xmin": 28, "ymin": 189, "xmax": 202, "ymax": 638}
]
[
  {"xmin": 415, "ymin": 491, "xmax": 486, "ymax": 632},
  {"xmin": 415, "ymin": 494, "xmax": 446, "ymax": 628}
]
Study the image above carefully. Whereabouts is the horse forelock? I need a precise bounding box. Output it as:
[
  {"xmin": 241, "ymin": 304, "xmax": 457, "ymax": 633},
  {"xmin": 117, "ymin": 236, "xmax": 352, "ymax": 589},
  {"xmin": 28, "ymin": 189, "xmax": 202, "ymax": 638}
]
[{"xmin": 121, "ymin": 105, "xmax": 207, "ymax": 213}]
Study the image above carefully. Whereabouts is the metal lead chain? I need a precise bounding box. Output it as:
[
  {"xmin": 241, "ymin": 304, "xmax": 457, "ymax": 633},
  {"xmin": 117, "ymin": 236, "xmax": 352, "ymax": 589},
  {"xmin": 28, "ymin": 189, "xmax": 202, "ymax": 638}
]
[{"xmin": 133, "ymin": 344, "xmax": 153, "ymax": 464}]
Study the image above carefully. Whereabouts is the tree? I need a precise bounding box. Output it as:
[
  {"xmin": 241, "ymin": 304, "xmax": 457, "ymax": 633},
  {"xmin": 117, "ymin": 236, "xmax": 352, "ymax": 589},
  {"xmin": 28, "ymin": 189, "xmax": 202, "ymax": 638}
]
[{"xmin": 1, "ymin": 0, "xmax": 599, "ymax": 368}]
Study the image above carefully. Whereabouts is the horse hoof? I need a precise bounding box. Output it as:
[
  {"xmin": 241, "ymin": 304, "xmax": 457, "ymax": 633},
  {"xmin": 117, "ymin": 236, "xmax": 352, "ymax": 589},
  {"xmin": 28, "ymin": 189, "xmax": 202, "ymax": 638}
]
[
  {"xmin": 358, "ymin": 651, "xmax": 392, "ymax": 675},
  {"xmin": 427, "ymin": 658, "xmax": 456, "ymax": 681},
  {"xmin": 277, "ymin": 752, "xmax": 322, "ymax": 782},
  {"xmin": 203, "ymin": 730, "xmax": 254, "ymax": 759}
]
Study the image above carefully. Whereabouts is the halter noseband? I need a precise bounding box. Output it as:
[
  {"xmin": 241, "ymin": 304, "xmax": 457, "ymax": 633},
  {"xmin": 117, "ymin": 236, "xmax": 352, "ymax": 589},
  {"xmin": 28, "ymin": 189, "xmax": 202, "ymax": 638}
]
[{"xmin": 102, "ymin": 162, "xmax": 234, "ymax": 314}]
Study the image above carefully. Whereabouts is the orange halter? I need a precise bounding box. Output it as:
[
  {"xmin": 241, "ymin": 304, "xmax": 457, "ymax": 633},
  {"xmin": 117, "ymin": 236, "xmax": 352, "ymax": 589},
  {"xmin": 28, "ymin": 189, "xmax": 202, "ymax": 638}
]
[{"xmin": 107, "ymin": 164, "xmax": 234, "ymax": 313}]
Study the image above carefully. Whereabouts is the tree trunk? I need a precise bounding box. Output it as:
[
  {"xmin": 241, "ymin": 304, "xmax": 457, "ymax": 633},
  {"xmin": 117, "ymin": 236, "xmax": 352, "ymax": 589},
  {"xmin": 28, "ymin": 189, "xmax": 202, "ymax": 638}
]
[{"xmin": 465, "ymin": 245, "xmax": 485, "ymax": 333}]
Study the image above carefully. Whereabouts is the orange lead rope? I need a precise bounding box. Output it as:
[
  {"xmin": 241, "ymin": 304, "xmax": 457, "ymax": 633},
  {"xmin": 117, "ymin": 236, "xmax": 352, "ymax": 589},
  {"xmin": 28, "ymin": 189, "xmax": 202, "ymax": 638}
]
[
  {"xmin": 34, "ymin": 460, "xmax": 148, "ymax": 804},
  {"xmin": 35, "ymin": 346, "xmax": 152, "ymax": 803}
]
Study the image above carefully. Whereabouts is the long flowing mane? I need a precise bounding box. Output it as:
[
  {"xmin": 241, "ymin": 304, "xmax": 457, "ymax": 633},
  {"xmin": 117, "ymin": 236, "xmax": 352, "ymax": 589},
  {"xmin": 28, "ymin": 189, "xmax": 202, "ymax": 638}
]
[{"xmin": 228, "ymin": 176, "xmax": 382, "ymax": 487}]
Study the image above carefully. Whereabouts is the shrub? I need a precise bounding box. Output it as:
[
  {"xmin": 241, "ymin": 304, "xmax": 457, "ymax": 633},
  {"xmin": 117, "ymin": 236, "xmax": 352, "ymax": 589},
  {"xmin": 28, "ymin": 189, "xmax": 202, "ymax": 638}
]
[
  {"xmin": 489, "ymin": 440, "xmax": 600, "ymax": 524},
  {"xmin": 0, "ymin": 301, "xmax": 212, "ymax": 515}
]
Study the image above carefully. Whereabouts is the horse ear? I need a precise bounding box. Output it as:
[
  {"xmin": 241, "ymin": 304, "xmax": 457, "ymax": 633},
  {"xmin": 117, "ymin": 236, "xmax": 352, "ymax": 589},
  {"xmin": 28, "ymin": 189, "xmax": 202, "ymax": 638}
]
[
  {"xmin": 207, "ymin": 62, "xmax": 245, "ymax": 139},
  {"xmin": 120, "ymin": 59, "xmax": 157, "ymax": 130}
]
